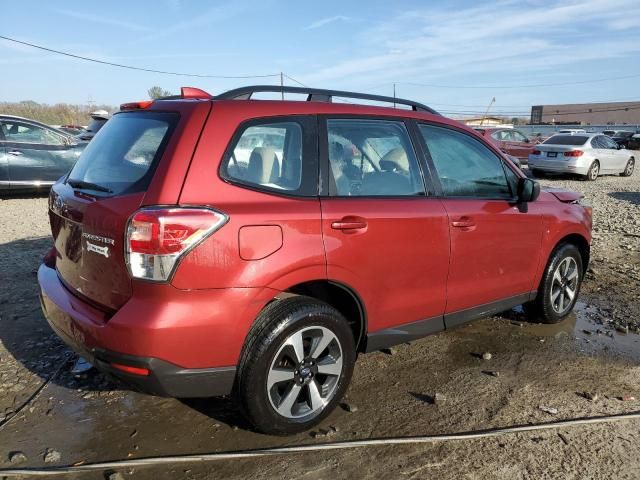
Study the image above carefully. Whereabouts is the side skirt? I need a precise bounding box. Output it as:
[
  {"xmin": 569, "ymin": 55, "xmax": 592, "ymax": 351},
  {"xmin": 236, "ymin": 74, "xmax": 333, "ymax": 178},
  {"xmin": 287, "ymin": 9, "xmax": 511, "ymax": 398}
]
[{"xmin": 364, "ymin": 291, "xmax": 537, "ymax": 353}]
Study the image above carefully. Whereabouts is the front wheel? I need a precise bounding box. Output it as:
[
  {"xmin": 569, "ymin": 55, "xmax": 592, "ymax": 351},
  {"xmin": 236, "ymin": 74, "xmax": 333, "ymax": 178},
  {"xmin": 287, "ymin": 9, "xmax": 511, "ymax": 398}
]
[
  {"xmin": 237, "ymin": 296, "xmax": 355, "ymax": 435},
  {"xmin": 620, "ymin": 158, "xmax": 635, "ymax": 177},
  {"xmin": 525, "ymin": 243, "xmax": 583, "ymax": 324}
]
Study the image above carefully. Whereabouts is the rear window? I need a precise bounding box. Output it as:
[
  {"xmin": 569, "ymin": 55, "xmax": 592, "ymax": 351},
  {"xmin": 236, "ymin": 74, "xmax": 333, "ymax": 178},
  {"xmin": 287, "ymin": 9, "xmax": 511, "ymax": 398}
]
[
  {"xmin": 543, "ymin": 135, "xmax": 588, "ymax": 146},
  {"xmin": 67, "ymin": 112, "xmax": 177, "ymax": 195}
]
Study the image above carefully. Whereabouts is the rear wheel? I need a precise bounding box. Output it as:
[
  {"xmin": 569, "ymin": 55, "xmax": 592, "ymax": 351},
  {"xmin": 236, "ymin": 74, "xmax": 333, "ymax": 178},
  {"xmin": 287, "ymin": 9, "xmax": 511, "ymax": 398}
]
[
  {"xmin": 237, "ymin": 296, "xmax": 355, "ymax": 435},
  {"xmin": 525, "ymin": 243, "xmax": 583, "ymax": 324},
  {"xmin": 620, "ymin": 158, "xmax": 635, "ymax": 177},
  {"xmin": 584, "ymin": 161, "xmax": 599, "ymax": 181}
]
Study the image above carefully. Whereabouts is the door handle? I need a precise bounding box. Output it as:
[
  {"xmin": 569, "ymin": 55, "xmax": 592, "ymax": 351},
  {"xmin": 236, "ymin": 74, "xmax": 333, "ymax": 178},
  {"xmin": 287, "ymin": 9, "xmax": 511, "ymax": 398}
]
[
  {"xmin": 331, "ymin": 219, "xmax": 367, "ymax": 231},
  {"xmin": 451, "ymin": 217, "xmax": 476, "ymax": 229},
  {"xmin": 8, "ymin": 150, "xmax": 23, "ymax": 156}
]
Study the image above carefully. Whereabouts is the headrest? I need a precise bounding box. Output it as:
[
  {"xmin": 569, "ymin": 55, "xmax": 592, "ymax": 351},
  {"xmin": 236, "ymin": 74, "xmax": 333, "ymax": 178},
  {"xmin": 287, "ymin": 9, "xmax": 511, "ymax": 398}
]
[
  {"xmin": 247, "ymin": 147, "xmax": 280, "ymax": 184},
  {"xmin": 379, "ymin": 147, "xmax": 409, "ymax": 172}
]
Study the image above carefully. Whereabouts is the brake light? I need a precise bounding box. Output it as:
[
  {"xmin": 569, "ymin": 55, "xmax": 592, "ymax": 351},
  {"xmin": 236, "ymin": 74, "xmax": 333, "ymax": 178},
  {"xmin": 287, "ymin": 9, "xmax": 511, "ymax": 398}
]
[
  {"xmin": 120, "ymin": 100, "xmax": 154, "ymax": 111},
  {"xmin": 532, "ymin": 149, "xmax": 541, "ymax": 155},
  {"xmin": 126, "ymin": 207, "xmax": 228, "ymax": 282},
  {"xmin": 564, "ymin": 150, "xmax": 584, "ymax": 157}
]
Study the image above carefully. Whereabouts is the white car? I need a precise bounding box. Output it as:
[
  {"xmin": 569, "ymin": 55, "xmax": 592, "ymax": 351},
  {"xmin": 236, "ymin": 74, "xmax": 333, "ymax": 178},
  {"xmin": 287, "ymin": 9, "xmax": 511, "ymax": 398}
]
[
  {"xmin": 557, "ymin": 129, "xmax": 586, "ymax": 135},
  {"xmin": 528, "ymin": 133, "xmax": 635, "ymax": 180}
]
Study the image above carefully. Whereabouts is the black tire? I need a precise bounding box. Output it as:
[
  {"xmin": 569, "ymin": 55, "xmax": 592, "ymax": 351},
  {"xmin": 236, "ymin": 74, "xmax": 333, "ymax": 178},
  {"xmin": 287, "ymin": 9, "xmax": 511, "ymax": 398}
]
[
  {"xmin": 584, "ymin": 161, "xmax": 599, "ymax": 181},
  {"xmin": 531, "ymin": 169, "xmax": 545, "ymax": 178},
  {"xmin": 236, "ymin": 296, "xmax": 355, "ymax": 435},
  {"xmin": 620, "ymin": 157, "xmax": 635, "ymax": 177},
  {"xmin": 525, "ymin": 243, "xmax": 583, "ymax": 324}
]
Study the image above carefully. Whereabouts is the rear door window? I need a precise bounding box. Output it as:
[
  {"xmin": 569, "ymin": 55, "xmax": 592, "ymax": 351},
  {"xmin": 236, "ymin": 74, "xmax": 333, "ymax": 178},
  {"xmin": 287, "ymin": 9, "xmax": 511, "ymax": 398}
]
[
  {"xmin": 419, "ymin": 124, "xmax": 512, "ymax": 199},
  {"xmin": 326, "ymin": 119, "xmax": 424, "ymax": 196},
  {"xmin": 66, "ymin": 112, "xmax": 177, "ymax": 195}
]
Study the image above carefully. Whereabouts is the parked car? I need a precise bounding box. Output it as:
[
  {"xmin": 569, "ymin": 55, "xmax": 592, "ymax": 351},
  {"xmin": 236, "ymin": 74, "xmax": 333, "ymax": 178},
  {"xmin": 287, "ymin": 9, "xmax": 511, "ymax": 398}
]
[
  {"xmin": 56, "ymin": 125, "xmax": 87, "ymax": 136},
  {"xmin": 610, "ymin": 130, "xmax": 635, "ymax": 149},
  {"xmin": 629, "ymin": 134, "xmax": 640, "ymax": 151},
  {"xmin": 475, "ymin": 127, "xmax": 539, "ymax": 163},
  {"xmin": 529, "ymin": 133, "xmax": 635, "ymax": 180},
  {"xmin": 76, "ymin": 110, "xmax": 110, "ymax": 141},
  {"xmin": 602, "ymin": 130, "xmax": 616, "ymax": 137},
  {"xmin": 0, "ymin": 115, "xmax": 86, "ymax": 192},
  {"xmin": 38, "ymin": 86, "xmax": 592, "ymax": 435},
  {"xmin": 557, "ymin": 129, "xmax": 586, "ymax": 135}
]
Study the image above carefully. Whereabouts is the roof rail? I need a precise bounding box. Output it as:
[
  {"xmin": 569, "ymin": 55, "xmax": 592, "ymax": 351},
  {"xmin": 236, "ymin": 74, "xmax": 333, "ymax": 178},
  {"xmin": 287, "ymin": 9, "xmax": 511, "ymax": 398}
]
[{"xmin": 215, "ymin": 85, "xmax": 439, "ymax": 114}]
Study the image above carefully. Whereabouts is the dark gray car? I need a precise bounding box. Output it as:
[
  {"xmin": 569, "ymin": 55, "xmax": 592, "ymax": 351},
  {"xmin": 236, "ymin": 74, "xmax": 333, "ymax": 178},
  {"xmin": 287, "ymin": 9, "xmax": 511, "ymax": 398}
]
[{"xmin": 0, "ymin": 115, "xmax": 86, "ymax": 192}]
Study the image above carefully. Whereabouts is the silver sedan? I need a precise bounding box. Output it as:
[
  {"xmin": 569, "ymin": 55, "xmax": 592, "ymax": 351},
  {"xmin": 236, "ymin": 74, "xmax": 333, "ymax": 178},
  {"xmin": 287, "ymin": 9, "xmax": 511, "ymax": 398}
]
[{"xmin": 528, "ymin": 133, "xmax": 635, "ymax": 180}]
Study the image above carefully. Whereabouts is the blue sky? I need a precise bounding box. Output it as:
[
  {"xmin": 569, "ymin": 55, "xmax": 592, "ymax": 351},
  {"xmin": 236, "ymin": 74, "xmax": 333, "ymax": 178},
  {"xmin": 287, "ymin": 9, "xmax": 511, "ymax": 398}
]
[{"xmin": 1, "ymin": 0, "xmax": 640, "ymax": 117}]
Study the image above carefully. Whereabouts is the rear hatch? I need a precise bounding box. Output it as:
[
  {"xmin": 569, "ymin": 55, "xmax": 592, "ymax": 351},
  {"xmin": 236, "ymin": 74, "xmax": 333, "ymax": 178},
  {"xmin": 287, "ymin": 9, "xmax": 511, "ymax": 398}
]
[{"xmin": 49, "ymin": 108, "xmax": 190, "ymax": 312}]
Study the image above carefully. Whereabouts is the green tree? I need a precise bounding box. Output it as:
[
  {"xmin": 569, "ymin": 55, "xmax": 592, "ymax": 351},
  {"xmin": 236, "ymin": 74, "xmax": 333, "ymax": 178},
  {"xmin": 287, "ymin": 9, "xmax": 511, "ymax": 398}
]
[{"xmin": 148, "ymin": 86, "xmax": 173, "ymax": 99}]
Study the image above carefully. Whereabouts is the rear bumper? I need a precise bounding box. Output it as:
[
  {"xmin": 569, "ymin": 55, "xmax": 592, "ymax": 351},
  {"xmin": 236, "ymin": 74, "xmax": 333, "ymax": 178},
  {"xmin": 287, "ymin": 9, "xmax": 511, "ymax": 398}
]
[
  {"xmin": 528, "ymin": 158, "xmax": 589, "ymax": 175},
  {"xmin": 38, "ymin": 263, "xmax": 274, "ymax": 397},
  {"xmin": 44, "ymin": 311, "xmax": 236, "ymax": 397}
]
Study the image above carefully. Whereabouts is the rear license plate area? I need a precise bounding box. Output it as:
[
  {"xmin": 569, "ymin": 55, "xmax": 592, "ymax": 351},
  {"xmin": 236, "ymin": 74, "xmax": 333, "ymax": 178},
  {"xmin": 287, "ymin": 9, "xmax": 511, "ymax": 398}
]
[{"xmin": 547, "ymin": 152, "xmax": 557, "ymax": 158}]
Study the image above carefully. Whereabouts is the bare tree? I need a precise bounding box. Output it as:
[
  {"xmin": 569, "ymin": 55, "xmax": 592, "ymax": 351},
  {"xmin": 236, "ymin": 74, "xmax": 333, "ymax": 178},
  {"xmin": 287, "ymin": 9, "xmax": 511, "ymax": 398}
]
[{"xmin": 148, "ymin": 86, "xmax": 173, "ymax": 99}]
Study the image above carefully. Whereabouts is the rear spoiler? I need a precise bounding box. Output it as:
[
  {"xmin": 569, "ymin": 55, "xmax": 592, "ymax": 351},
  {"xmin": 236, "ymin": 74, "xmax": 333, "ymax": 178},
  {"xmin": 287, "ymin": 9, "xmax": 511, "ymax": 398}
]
[{"xmin": 120, "ymin": 87, "xmax": 212, "ymax": 111}]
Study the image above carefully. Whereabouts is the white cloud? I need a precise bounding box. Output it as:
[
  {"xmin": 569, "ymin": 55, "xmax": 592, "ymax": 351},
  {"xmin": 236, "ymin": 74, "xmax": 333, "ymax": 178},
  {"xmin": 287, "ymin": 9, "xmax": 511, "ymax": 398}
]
[
  {"xmin": 304, "ymin": 15, "xmax": 351, "ymax": 30},
  {"xmin": 55, "ymin": 9, "xmax": 152, "ymax": 32},
  {"xmin": 298, "ymin": 0, "xmax": 640, "ymax": 89}
]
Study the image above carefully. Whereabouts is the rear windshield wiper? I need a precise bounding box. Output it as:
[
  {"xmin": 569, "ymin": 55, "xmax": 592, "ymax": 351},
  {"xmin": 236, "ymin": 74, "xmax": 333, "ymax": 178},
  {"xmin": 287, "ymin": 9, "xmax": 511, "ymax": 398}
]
[{"xmin": 67, "ymin": 179, "xmax": 113, "ymax": 193}]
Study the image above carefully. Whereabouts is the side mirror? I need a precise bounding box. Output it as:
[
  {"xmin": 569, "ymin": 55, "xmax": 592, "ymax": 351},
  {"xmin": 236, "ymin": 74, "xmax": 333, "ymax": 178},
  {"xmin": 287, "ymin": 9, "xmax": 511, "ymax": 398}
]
[{"xmin": 517, "ymin": 177, "xmax": 540, "ymax": 203}]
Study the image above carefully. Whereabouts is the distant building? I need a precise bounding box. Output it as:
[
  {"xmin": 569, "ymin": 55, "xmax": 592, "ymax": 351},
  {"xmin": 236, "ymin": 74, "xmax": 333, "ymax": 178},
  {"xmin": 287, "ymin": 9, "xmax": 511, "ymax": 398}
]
[
  {"xmin": 462, "ymin": 116, "xmax": 512, "ymax": 127},
  {"xmin": 531, "ymin": 101, "xmax": 640, "ymax": 125}
]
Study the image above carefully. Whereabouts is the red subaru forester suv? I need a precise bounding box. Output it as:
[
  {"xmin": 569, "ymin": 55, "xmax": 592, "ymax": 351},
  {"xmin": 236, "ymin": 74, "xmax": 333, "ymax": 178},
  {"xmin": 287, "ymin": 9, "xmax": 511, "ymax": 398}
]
[{"xmin": 38, "ymin": 86, "xmax": 592, "ymax": 435}]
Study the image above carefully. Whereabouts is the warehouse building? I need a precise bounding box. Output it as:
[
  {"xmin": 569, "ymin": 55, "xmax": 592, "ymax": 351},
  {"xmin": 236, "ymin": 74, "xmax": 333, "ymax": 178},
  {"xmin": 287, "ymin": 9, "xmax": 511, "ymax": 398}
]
[{"xmin": 530, "ymin": 101, "xmax": 640, "ymax": 125}]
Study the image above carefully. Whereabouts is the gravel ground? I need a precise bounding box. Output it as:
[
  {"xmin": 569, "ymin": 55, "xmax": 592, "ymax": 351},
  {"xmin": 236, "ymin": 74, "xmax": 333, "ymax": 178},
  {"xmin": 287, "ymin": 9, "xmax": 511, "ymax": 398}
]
[{"xmin": 0, "ymin": 169, "xmax": 638, "ymax": 479}]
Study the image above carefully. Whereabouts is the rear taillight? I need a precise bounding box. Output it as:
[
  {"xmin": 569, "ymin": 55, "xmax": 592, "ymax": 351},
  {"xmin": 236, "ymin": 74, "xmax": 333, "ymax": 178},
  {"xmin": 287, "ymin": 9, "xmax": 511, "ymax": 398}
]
[
  {"xmin": 564, "ymin": 150, "xmax": 584, "ymax": 157},
  {"xmin": 120, "ymin": 100, "xmax": 154, "ymax": 111},
  {"xmin": 126, "ymin": 207, "xmax": 227, "ymax": 282},
  {"xmin": 532, "ymin": 149, "xmax": 541, "ymax": 155}
]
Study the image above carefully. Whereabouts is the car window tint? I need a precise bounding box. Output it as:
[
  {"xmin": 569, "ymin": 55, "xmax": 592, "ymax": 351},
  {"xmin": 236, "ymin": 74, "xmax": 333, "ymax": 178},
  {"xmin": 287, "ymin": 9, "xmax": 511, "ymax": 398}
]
[
  {"xmin": 0, "ymin": 121, "xmax": 64, "ymax": 146},
  {"xmin": 543, "ymin": 135, "xmax": 589, "ymax": 146},
  {"xmin": 67, "ymin": 112, "xmax": 176, "ymax": 195},
  {"xmin": 327, "ymin": 119, "xmax": 424, "ymax": 196},
  {"xmin": 590, "ymin": 137, "xmax": 602, "ymax": 149},
  {"xmin": 223, "ymin": 121, "xmax": 303, "ymax": 192},
  {"xmin": 419, "ymin": 124, "xmax": 512, "ymax": 199}
]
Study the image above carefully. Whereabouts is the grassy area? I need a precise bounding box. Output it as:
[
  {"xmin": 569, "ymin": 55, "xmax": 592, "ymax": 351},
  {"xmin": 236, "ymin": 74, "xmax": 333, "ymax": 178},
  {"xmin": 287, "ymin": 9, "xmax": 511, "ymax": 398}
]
[{"xmin": 0, "ymin": 100, "xmax": 115, "ymax": 125}]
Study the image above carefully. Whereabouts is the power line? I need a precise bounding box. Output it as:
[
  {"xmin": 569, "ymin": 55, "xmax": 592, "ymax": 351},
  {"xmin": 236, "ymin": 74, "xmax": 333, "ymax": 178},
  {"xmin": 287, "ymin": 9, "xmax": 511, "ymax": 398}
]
[
  {"xmin": 283, "ymin": 73, "xmax": 308, "ymax": 87},
  {"xmin": 0, "ymin": 34, "xmax": 281, "ymax": 79}
]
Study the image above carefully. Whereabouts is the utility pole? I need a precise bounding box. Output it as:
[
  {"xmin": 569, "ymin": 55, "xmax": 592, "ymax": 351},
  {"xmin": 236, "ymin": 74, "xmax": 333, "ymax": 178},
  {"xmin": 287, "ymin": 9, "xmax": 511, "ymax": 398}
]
[
  {"xmin": 480, "ymin": 97, "xmax": 495, "ymax": 126},
  {"xmin": 280, "ymin": 72, "xmax": 284, "ymax": 100}
]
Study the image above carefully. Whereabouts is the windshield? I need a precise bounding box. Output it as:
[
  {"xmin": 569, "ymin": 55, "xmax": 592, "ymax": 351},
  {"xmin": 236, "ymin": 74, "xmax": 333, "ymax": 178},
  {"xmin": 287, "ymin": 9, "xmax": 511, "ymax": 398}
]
[
  {"xmin": 614, "ymin": 131, "xmax": 633, "ymax": 138},
  {"xmin": 543, "ymin": 135, "xmax": 589, "ymax": 146},
  {"xmin": 67, "ymin": 112, "xmax": 177, "ymax": 195}
]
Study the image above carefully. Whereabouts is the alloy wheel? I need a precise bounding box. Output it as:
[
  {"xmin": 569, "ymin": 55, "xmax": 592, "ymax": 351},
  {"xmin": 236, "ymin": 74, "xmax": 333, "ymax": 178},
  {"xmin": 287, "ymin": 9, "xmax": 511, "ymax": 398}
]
[
  {"xmin": 550, "ymin": 257, "xmax": 579, "ymax": 314},
  {"xmin": 625, "ymin": 159, "xmax": 634, "ymax": 176},
  {"xmin": 590, "ymin": 163, "xmax": 599, "ymax": 180},
  {"xmin": 267, "ymin": 326, "xmax": 343, "ymax": 420}
]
